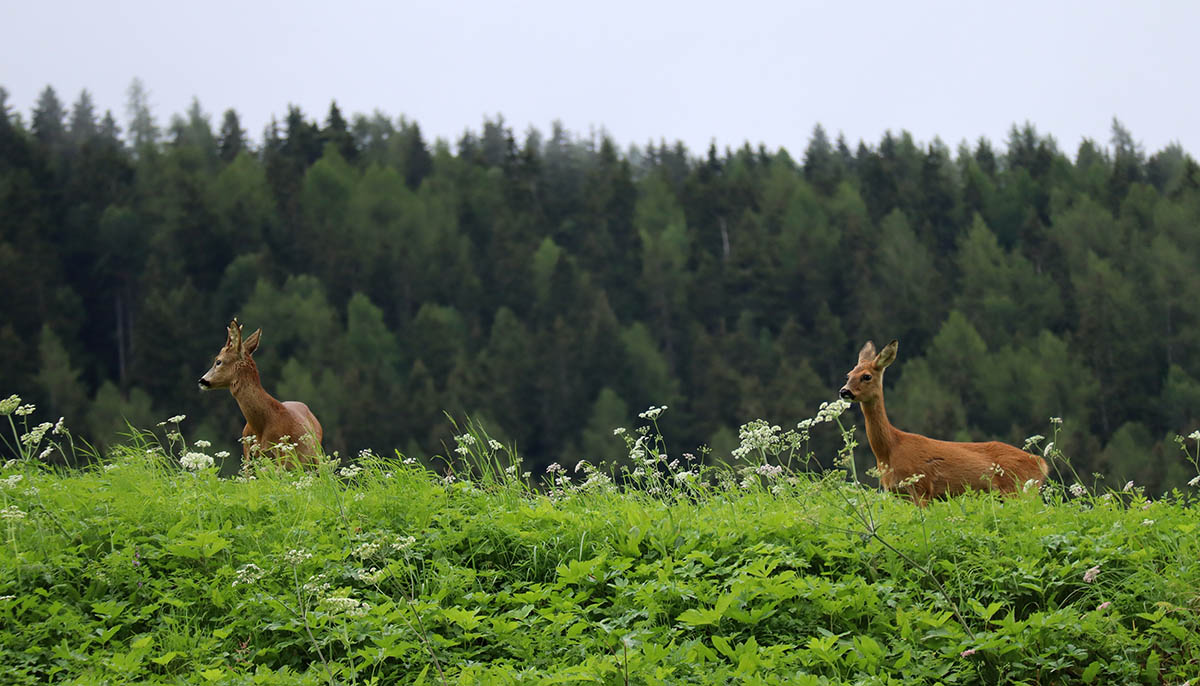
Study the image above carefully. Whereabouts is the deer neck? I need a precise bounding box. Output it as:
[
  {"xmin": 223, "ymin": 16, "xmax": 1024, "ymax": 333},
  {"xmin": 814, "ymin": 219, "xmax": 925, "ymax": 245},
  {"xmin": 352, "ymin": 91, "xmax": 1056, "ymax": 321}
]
[
  {"xmin": 859, "ymin": 394, "xmax": 899, "ymax": 468},
  {"xmin": 229, "ymin": 363, "xmax": 281, "ymax": 433}
]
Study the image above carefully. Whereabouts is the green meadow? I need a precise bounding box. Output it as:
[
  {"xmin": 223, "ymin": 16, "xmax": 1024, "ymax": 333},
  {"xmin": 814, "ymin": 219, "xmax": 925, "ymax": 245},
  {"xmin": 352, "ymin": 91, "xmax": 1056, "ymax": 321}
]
[{"xmin": 2, "ymin": 399, "xmax": 1198, "ymax": 685}]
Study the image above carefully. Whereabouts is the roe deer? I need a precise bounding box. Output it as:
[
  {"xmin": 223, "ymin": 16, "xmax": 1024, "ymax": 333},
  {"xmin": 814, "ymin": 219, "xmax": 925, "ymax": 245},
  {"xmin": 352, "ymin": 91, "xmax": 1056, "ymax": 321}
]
[
  {"xmin": 199, "ymin": 319, "xmax": 323, "ymax": 468},
  {"xmin": 839, "ymin": 340, "xmax": 1048, "ymax": 505}
]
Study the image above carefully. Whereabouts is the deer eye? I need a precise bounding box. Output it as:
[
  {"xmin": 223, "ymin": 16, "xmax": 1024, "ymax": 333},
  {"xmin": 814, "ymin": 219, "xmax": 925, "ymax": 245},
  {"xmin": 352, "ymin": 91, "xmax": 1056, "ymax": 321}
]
[
  {"xmin": 861, "ymin": 373, "xmax": 872, "ymax": 382},
  {"xmin": 215, "ymin": 360, "xmax": 223, "ymax": 367}
]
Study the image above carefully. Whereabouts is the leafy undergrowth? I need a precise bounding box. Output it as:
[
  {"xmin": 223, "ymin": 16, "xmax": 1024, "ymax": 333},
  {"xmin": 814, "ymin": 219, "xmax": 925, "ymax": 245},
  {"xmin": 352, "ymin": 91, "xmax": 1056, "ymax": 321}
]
[{"xmin": 1, "ymin": 414, "xmax": 1199, "ymax": 684}]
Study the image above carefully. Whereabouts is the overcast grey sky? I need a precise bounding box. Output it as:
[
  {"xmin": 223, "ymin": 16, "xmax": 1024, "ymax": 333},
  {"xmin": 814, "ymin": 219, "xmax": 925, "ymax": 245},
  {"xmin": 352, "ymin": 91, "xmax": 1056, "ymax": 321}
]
[{"xmin": 2, "ymin": 1, "xmax": 1196, "ymax": 158}]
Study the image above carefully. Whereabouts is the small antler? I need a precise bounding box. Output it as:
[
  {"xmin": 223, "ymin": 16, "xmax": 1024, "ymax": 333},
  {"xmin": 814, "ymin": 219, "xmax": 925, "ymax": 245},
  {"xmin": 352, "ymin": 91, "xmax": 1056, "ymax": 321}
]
[{"xmin": 226, "ymin": 318, "xmax": 243, "ymax": 352}]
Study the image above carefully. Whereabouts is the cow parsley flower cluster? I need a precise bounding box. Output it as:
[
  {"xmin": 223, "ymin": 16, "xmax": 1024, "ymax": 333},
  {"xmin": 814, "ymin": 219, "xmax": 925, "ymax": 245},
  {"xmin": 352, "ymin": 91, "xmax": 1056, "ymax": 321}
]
[
  {"xmin": 453, "ymin": 433, "xmax": 476, "ymax": 455},
  {"xmin": 755, "ymin": 463, "xmax": 784, "ymax": 479},
  {"xmin": 732, "ymin": 420, "xmax": 783, "ymax": 460},
  {"xmin": 638, "ymin": 405, "xmax": 668, "ymax": 421},
  {"xmin": 284, "ymin": 548, "xmax": 312, "ymax": 566},
  {"xmin": 352, "ymin": 540, "xmax": 381, "ymax": 559},
  {"xmin": 320, "ymin": 595, "xmax": 370, "ymax": 617},
  {"xmin": 232, "ymin": 563, "xmax": 265, "ymax": 586},
  {"xmin": 180, "ymin": 452, "xmax": 214, "ymax": 471},
  {"xmin": 21, "ymin": 422, "xmax": 53, "ymax": 447},
  {"xmin": 0, "ymin": 505, "xmax": 27, "ymax": 521},
  {"xmin": 0, "ymin": 395, "xmax": 21, "ymax": 416}
]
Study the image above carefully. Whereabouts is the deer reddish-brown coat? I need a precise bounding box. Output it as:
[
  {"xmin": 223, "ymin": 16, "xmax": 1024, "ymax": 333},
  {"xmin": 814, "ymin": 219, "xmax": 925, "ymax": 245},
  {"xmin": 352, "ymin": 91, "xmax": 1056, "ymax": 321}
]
[
  {"xmin": 199, "ymin": 319, "xmax": 322, "ymax": 468},
  {"xmin": 839, "ymin": 340, "xmax": 1048, "ymax": 505}
]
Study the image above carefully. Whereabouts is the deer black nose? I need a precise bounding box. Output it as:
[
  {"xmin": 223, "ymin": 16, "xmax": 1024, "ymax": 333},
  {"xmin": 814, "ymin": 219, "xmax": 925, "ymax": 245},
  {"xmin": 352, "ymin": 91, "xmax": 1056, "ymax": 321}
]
[
  {"xmin": 839, "ymin": 387, "xmax": 854, "ymax": 401},
  {"xmin": 198, "ymin": 378, "xmax": 210, "ymax": 389}
]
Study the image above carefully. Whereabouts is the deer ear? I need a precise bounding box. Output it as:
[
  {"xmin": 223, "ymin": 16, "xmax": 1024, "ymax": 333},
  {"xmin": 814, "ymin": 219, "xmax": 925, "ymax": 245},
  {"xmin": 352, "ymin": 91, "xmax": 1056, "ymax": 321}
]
[
  {"xmin": 874, "ymin": 340, "xmax": 898, "ymax": 370},
  {"xmin": 857, "ymin": 341, "xmax": 877, "ymax": 364},
  {"xmin": 243, "ymin": 329, "xmax": 261, "ymax": 356}
]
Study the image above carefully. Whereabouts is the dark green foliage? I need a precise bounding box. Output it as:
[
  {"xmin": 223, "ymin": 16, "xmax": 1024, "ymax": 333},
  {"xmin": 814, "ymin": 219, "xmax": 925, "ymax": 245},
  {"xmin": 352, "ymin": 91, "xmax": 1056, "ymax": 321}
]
[
  {"xmin": 0, "ymin": 440, "xmax": 1196, "ymax": 684},
  {"xmin": 3, "ymin": 82, "xmax": 1200, "ymax": 492}
]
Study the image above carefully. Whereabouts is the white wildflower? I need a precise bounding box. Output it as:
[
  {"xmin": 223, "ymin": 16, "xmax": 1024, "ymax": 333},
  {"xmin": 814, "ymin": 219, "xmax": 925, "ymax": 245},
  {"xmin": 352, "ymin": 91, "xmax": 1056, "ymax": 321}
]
[
  {"xmin": 302, "ymin": 574, "xmax": 330, "ymax": 595},
  {"xmin": 283, "ymin": 549, "xmax": 312, "ymax": 566},
  {"xmin": 320, "ymin": 595, "xmax": 370, "ymax": 617},
  {"xmin": 1083, "ymin": 565, "xmax": 1100, "ymax": 583},
  {"xmin": 1, "ymin": 474, "xmax": 23, "ymax": 488},
  {"xmin": 1050, "ymin": 417, "xmax": 1063, "ymax": 425},
  {"xmin": 215, "ymin": 451, "xmax": 230, "ymax": 459},
  {"xmin": 391, "ymin": 535, "xmax": 417, "ymax": 552},
  {"xmin": 488, "ymin": 439, "xmax": 503, "ymax": 451},
  {"xmin": 52, "ymin": 417, "xmax": 65, "ymax": 434},
  {"xmin": 21, "ymin": 422, "xmax": 53, "ymax": 446},
  {"xmin": 1023, "ymin": 435, "xmax": 1045, "ymax": 450},
  {"xmin": 575, "ymin": 460, "xmax": 588, "ymax": 473},
  {"xmin": 1142, "ymin": 519, "xmax": 1155, "ymax": 526},
  {"xmin": 292, "ymin": 475, "xmax": 315, "ymax": 490},
  {"xmin": 232, "ymin": 563, "xmax": 264, "ymax": 586},
  {"xmin": 167, "ymin": 415, "xmax": 186, "ymax": 424},
  {"xmin": 613, "ymin": 427, "xmax": 626, "ymax": 436},
  {"xmin": 194, "ymin": 439, "xmax": 211, "ymax": 449},
  {"xmin": 756, "ymin": 463, "xmax": 784, "ymax": 479},
  {"xmin": 38, "ymin": 446, "xmax": 54, "ymax": 460},
  {"xmin": 0, "ymin": 506, "xmax": 27, "ymax": 521},
  {"xmin": 1042, "ymin": 442, "xmax": 1054, "ymax": 458},
  {"xmin": 732, "ymin": 420, "xmax": 782, "ymax": 460},
  {"xmin": 352, "ymin": 541, "xmax": 381, "ymax": 559},
  {"xmin": 1188, "ymin": 475, "xmax": 1200, "ymax": 488},
  {"xmin": 454, "ymin": 444, "xmax": 471, "ymax": 455},
  {"xmin": 402, "ymin": 457, "xmax": 416, "ymax": 465},
  {"xmin": 180, "ymin": 452, "xmax": 214, "ymax": 471},
  {"xmin": 14, "ymin": 404, "xmax": 36, "ymax": 417},
  {"xmin": 638, "ymin": 405, "xmax": 667, "ymax": 421},
  {"xmin": 1069, "ymin": 483, "xmax": 1086, "ymax": 498},
  {"xmin": 814, "ymin": 398, "xmax": 851, "ymax": 423},
  {"xmin": 339, "ymin": 464, "xmax": 363, "ymax": 479},
  {"xmin": 1123, "ymin": 480, "xmax": 1134, "ymax": 492},
  {"xmin": 1188, "ymin": 430, "xmax": 1200, "ymax": 441},
  {"xmin": 546, "ymin": 462, "xmax": 564, "ymax": 474},
  {"xmin": 0, "ymin": 395, "xmax": 20, "ymax": 416}
]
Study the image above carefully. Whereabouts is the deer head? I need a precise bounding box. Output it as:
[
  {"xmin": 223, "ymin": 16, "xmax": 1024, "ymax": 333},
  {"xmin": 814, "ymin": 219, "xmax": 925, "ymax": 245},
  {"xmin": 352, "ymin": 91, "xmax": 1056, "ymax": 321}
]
[
  {"xmin": 198, "ymin": 318, "xmax": 261, "ymax": 391},
  {"xmin": 839, "ymin": 340, "xmax": 897, "ymax": 404}
]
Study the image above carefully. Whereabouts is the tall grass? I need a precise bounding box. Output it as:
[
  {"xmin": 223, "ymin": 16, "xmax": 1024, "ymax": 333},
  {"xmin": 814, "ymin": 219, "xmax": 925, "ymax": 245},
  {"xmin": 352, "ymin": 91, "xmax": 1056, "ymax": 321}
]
[{"xmin": 1, "ymin": 396, "xmax": 1198, "ymax": 684}]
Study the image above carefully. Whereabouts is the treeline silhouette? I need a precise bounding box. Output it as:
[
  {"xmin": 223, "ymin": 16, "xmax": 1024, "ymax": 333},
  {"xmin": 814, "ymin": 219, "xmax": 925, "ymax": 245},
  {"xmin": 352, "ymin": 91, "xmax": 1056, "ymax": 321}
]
[{"xmin": 2, "ymin": 80, "xmax": 1199, "ymax": 492}]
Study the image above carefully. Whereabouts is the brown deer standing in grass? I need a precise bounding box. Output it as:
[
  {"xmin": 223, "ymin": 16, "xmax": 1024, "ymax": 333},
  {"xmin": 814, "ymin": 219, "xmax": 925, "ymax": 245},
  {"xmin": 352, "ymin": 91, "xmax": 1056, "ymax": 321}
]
[
  {"xmin": 839, "ymin": 340, "xmax": 1048, "ymax": 505},
  {"xmin": 198, "ymin": 319, "xmax": 323, "ymax": 468}
]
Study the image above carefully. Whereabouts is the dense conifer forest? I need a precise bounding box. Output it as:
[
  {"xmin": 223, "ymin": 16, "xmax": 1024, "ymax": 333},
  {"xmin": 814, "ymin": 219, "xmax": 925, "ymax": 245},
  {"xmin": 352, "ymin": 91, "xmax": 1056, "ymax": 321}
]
[{"xmin": 2, "ymin": 81, "xmax": 1199, "ymax": 491}]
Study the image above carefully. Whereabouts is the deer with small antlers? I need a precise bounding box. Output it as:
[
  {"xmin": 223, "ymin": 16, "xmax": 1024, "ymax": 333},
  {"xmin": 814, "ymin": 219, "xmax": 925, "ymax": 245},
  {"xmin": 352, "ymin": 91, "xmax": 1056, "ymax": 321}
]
[
  {"xmin": 839, "ymin": 340, "xmax": 1048, "ymax": 505},
  {"xmin": 199, "ymin": 319, "xmax": 323, "ymax": 468}
]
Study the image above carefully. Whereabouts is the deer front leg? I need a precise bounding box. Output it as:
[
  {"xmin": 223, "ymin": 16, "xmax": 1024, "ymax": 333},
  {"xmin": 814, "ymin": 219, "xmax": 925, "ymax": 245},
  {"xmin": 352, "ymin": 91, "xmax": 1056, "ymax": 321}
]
[{"xmin": 240, "ymin": 423, "xmax": 256, "ymax": 466}]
